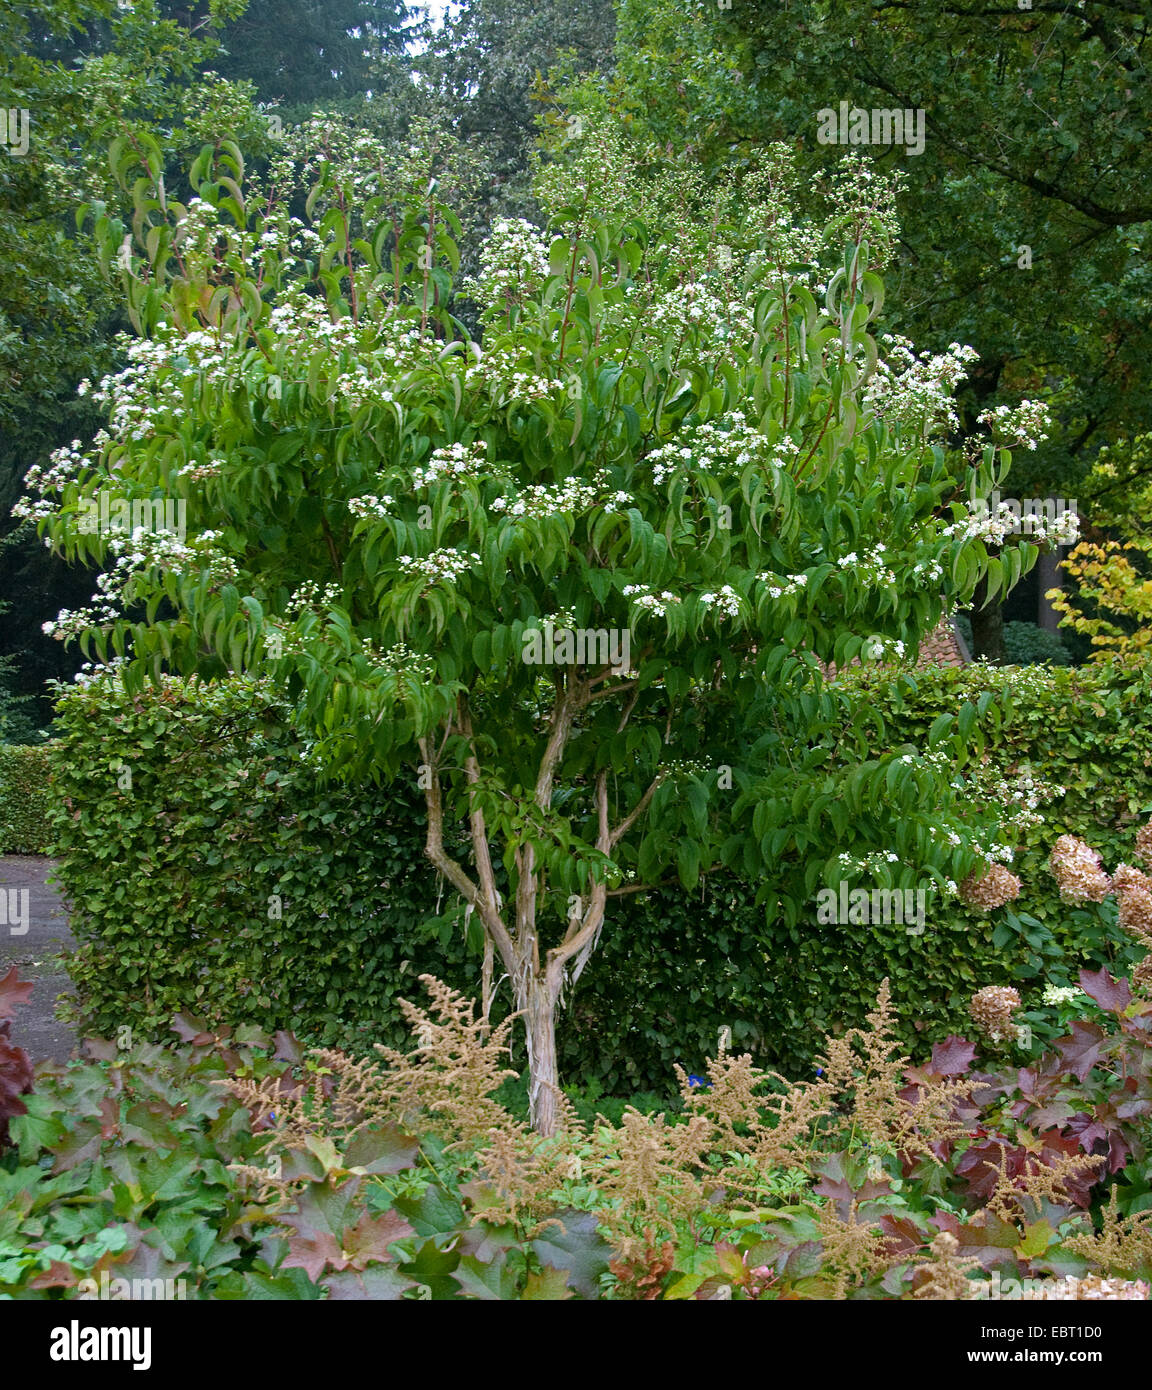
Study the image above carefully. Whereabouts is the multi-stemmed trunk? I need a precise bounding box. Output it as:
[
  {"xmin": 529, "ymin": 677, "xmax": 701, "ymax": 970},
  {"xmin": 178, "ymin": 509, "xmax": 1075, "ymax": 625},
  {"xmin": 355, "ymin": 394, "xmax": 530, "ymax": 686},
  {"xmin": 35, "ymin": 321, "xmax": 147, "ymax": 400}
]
[{"xmin": 419, "ymin": 678, "xmax": 657, "ymax": 1136}]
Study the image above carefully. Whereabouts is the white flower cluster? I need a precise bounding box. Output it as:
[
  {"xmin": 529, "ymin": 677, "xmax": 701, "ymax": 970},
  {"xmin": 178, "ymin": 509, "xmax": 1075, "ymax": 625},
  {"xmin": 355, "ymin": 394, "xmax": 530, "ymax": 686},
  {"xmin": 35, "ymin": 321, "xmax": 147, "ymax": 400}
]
[
  {"xmin": 464, "ymin": 344, "xmax": 555, "ymax": 402},
  {"xmin": 411, "ymin": 441, "xmax": 489, "ymax": 489},
  {"xmin": 951, "ymin": 761, "xmax": 1064, "ymax": 833},
  {"xmin": 20, "ymin": 438, "xmax": 95, "ymax": 496},
  {"xmin": 334, "ymin": 361, "xmax": 397, "ymax": 412},
  {"xmin": 862, "ymin": 335, "xmax": 979, "ymax": 440},
  {"xmin": 463, "ymin": 218, "xmax": 551, "ymax": 312},
  {"xmin": 490, "ymin": 474, "xmax": 620, "ymax": 520},
  {"xmin": 942, "ymin": 501, "xmax": 1080, "ymax": 548},
  {"xmin": 838, "ymin": 545, "xmax": 896, "ymax": 588},
  {"xmin": 397, "ymin": 548, "xmax": 480, "ymax": 584},
  {"xmin": 835, "ymin": 849, "xmax": 899, "ymax": 871},
  {"xmin": 909, "ymin": 554, "xmax": 944, "ymax": 586},
  {"xmin": 623, "ymin": 584, "xmax": 682, "ymax": 618},
  {"xmin": 369, "ymin": 641, "xmax": 436, "ymax": 689},
  {"xmin": 862, "ymin": 634, "xmax": 905, "ymax": 661},
  {"xmin": 758, "ymin": 572, "xmax": 808, "ymax": 599},
  {"xmin": 177, "ymin": 457, "xmax": 226, "ymax": 482},
  {"xmin": 348, "ymin": 492, "xmax": 395, "ymax": 519},
  {"xmin": 285, "ymin": 581, "xmax": 343, "ymax": 616},
  {"xmin": 647, "ymin": 281, "xmax": 755, "ymax": 344},
  {"xmin": 1041, "ymin": 984, "xmax": 1083, "ymax": 1007},
  {"xmin": 77, "ymin": 328, "xmax": 228, "ymax": 444},
  {"xmin": 699, "ymin": 585, "xmax": 743, "ymax": 619},
  {"xmin": 977, "ymin": 400, "xmax": 1052, "ymax": 451},
  {"xmin": 646, "ymin": 417, "xmax": 794, "ymax": 486},
  {"xmin": 897, "ymin": 747, "xmax": 955, "ymax": 775},
  {"xmin": 41, "ymin": 527, "xmax": 237, "ymax": 639}
]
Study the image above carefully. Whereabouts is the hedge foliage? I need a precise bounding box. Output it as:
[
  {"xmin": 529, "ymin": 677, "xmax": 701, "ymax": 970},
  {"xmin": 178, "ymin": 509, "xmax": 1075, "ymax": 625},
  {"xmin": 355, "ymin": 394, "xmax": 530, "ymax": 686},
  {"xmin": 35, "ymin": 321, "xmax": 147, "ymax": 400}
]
[
  {"xmin": 45, "ymin": 664, "xmax": 1151, "ymax": 1093},
  {"xmin": 0, "ymin": 743, "xmax": 53, "ymax": 854},
  {"xmin": 45, "ymin": 674, "xmax": 480, "ymax": 1056}
]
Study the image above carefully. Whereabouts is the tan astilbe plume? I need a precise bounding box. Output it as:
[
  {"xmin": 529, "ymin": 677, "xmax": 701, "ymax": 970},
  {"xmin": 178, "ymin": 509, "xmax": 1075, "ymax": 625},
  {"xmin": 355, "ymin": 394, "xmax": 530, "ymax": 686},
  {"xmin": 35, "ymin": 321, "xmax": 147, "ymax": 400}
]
[
  {"xmin": 589, "ymin": 1109, "xmax": 714, "ymax": 1259},
  {"xmin": 814, "ymin": 1199, "xmax": 899, "ymax": 1300},
  {"xmin": 676, "ymin": 1049, "xmax": 835, "ymax": 1192},
  {"xmin": 465, "ymin": 1122, "xmax": 575, "ymax": 1236},
  {"xmin": 674, "ymin": 1051, "xmax": 775, "ymax": 1148},
  {"xmin": 217, "ymin": 975, "xmax": 525, "ymax": 1195},
  {"xmin": 983, "ymin": 1145, "xmax": 1105, "ymax": 1227},
  {"xmin": 370, "ymin": 974, "xmax": 521, "ymax": 1148},
  {"xmin": 911, "ymin": 1231, "xmax": 981, "ymax": 1300},
  {"xmin": 816, "ymin": 979, "xmax": 973, "ymax": 1160},
  {"xmin": 1062, "ymin": 1185, "xmax": 1152, "ymax": 1278},
  {"xmin": 674, "ymin": 980, "xmax": 972, "ymax": 1202}
]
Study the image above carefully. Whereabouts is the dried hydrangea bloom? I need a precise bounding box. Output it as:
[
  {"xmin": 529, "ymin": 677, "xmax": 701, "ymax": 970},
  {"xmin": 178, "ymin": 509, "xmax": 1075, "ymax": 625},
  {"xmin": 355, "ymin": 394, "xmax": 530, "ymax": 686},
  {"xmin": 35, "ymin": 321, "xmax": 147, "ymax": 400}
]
[
  {"xmin": 1118, "ymin": 883, "xmax": 1152, "ymax": 947},
  {"xmin": 1112, "ymin": 863, "xmax": 1152, "ymax": 894},
  {"xmin": 968, "ymin": 985, "xmax": 1022, "ymax": 1043},
  {"xmin": 1049, "ymin": 834, "xmax": 1112, "ymax": 903},
  {"xmin": 1133, "ymin": 955, "xmax": 1152, "ymax": 995},
  {"xmin": 1135, "ymin": 819, "xmax": 1152, "ymax": 867},
  {"xmin": 958, "ymin": 863, "xmax": 1022, "ymax": 911}
]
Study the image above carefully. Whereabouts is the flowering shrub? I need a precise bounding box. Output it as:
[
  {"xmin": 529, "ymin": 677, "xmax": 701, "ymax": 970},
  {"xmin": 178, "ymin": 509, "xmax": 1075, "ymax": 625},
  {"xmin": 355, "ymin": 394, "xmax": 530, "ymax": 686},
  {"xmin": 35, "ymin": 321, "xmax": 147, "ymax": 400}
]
[{"xmin": 20, "ymin": 120, "xmax": 1034, "ymax": 1134}]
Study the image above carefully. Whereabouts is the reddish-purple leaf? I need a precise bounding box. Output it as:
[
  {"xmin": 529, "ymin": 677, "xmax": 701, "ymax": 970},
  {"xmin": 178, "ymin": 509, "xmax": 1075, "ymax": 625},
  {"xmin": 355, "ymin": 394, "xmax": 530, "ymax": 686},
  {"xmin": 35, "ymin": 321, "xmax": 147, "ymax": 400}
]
[
  {"xmin": 930, "ymin": 1036, "xmax": 978, "ymax": 1076},
  {"xmin": 1079, "ymin": 967, "xmax": 1132, "ymax": 1016},
  {"xmin": 0, "ymin": 967, "xmax": 34, "ymax": 1022},
  {"xmin": 29, "ymin": 1260, "xmax": 80, "ymax": 1290},
  {"xmin": 1054, "ymin": 1021, "xmax": 1106, "ymax": 1081},
  {"xmin": 339, "ymin": 1208, "xmax": 415, "ymax": 1269},
  {"xmin": 282, "ymin": 1230, "xmax": 344, "ymax": 1282},
  {"xmin": 169, "ymin": 1013, "xmax": 215, "ymax": 1046}
]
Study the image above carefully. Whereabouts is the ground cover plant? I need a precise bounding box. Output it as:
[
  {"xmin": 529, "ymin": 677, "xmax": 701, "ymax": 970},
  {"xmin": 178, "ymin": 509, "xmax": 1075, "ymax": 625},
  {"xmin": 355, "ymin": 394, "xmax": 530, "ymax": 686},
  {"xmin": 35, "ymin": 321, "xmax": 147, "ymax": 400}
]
[{"xmin": 4, "ymin": 816, "xmax": 1152, "ymax": 1300}]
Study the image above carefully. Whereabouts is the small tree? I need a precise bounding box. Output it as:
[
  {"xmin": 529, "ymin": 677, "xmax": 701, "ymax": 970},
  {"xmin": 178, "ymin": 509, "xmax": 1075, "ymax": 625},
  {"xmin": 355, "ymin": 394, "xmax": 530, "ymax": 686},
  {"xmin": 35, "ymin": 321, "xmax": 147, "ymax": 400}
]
[{"xmin": 24, "ymin": 126, "xmax": 1033, "ymax": 1133}]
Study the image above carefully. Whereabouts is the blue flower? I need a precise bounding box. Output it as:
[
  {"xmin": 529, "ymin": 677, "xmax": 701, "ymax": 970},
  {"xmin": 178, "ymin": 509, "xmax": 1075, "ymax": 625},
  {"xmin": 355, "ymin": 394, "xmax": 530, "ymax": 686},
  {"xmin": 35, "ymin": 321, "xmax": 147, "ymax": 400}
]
[{"xmin": 687, "ymin": 1074, "xmax": 710, "ymax": 1089}]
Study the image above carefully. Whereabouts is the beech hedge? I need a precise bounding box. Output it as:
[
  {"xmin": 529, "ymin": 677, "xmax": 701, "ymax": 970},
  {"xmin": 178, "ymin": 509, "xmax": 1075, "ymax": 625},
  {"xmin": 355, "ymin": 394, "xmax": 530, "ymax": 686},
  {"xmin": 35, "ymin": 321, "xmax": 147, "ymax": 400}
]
[
  {"xmin": 44, "ymin": 664, "xmax": 1150, "ymax": 1091},
  {"xmin": 0, "ymin": 743, "xmax": 53, "ymax": 854}
]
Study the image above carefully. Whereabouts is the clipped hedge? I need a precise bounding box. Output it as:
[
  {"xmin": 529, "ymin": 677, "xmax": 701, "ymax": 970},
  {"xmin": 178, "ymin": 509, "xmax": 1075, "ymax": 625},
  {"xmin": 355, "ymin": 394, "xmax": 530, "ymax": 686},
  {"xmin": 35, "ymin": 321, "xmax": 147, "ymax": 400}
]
[
  {"xmin": 47, "ymin": 674, "xmax": 479, "ymax": 1054},
  {"xmin": 0, "ymin": 743, "xmax": 53, "ymax": 854},
  {"xmin": 45, "ymin": 663, "xmax": 1152, "ymax": 1093}
]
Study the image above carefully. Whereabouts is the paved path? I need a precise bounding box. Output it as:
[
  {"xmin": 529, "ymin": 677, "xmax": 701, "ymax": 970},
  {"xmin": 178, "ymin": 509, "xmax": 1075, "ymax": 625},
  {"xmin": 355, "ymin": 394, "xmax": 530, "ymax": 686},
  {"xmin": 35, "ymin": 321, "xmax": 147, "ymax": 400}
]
[{"xmin": 0, "ymin": 855, "xmax": 79, "ymax": 1064}]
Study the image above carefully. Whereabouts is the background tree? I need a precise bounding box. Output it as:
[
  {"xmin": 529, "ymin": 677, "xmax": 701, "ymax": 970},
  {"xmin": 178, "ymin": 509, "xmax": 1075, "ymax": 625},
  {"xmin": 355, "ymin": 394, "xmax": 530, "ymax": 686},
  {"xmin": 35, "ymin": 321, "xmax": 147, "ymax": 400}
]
[
  {"xmin": 556, "ymin": 0, "xmax": 1152, "ymax": 659},
  {"xmin": 159, "ymin": 0, "xmax": 414, "ymax": 111},
  {"xmin": 413, "ymin": 0, "xmax": 616, "ymax": 224},
  {"xmin": 1047, "ymin": 434, "xmax": 1152, "ymax": 660}
]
